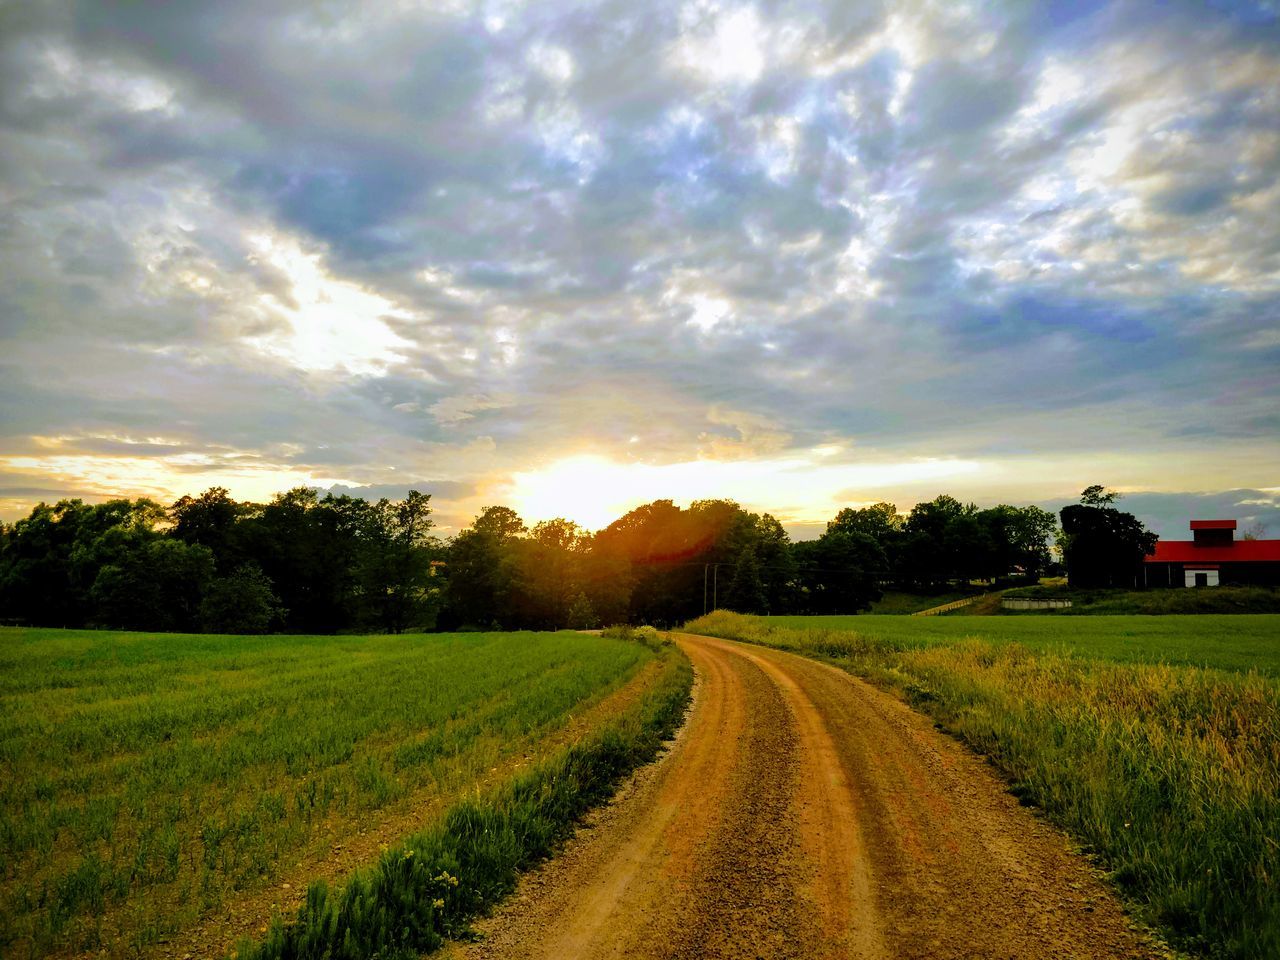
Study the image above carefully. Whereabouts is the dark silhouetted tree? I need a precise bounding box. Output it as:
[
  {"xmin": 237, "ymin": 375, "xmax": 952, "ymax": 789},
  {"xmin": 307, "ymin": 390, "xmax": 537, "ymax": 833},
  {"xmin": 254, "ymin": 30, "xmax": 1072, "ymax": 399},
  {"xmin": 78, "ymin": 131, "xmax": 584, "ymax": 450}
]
[
  {"xmin": 1060, "ymin": 487, "xmax": 1157, "ymax": 588},
  {"xmin": 199, "ymin": 564, "xmax": 284, "ymax": 634}
]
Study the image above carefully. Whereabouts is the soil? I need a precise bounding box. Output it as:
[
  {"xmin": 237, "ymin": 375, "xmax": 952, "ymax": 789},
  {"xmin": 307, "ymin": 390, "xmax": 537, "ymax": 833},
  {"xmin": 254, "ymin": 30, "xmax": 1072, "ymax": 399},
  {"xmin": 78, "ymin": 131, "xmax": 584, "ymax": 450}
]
[{"xmin": 444, "ymin": 633, "xmax": 1171, "ymax": 960}]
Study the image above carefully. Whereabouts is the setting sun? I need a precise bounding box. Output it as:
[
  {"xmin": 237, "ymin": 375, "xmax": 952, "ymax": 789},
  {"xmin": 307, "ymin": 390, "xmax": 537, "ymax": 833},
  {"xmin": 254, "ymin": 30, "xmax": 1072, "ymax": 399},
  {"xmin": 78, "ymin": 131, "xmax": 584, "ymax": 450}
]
[{"xmin": 504, "ymin": 452, "xmax": 986, "ymax": 531}]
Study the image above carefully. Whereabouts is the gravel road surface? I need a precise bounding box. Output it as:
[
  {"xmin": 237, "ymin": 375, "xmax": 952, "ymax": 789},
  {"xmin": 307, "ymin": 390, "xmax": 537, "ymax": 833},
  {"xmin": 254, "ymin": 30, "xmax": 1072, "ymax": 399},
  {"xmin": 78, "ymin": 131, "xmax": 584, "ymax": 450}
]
[{"xmin": 445, "ymin": 632, "xmax": 1164, "ymax": 960}]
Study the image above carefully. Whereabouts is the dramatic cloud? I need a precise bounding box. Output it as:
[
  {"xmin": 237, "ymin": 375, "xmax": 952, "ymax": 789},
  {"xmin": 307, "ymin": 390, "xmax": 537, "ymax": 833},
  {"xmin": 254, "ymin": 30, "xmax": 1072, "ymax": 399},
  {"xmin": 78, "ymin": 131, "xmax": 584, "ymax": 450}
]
[{"xmin": 1, "ymin": 0, "xmax": 1277, "ymax": 534}]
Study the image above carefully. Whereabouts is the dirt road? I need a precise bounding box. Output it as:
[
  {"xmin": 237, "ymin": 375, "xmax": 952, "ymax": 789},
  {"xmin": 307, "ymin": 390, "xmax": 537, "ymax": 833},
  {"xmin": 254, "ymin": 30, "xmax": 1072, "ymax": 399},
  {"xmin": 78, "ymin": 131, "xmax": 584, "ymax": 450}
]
[{"xmin": 446, "ymin": 633, "xmax": 1163, "ymax": 960}]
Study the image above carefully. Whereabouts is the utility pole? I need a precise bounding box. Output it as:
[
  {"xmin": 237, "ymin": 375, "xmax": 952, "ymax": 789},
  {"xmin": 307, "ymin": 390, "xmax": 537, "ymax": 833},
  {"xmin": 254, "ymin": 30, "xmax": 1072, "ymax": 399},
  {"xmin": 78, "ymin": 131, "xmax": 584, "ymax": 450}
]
[{"xmin": 701, "ymin": 562, "xmax": 728, "ymax": 614}]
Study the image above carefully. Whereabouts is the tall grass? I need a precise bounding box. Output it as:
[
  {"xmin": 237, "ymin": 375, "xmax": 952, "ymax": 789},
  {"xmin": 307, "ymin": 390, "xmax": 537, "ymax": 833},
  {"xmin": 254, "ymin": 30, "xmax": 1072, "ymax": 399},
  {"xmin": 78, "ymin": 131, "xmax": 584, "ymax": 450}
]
[
  {"xmin": 232, "ymin": 647, "xmax": 691, "ymax": 959},
  {"xmin": 685, "ymin": 611, "xmax": 1280, "ymax": 960},
  {"xmin": 0, "ymin": 627, "xmax": 661, "ymax": 956}
]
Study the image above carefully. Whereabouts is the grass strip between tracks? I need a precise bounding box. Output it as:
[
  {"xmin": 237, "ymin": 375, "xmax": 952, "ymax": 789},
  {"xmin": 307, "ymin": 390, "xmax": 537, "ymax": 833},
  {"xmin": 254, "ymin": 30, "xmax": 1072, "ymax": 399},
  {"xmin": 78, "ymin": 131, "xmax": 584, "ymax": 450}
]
[
  {"xmin": 684, "ymin": 611, "xmax": 1280, "ymax": 960},
  {"xmin": 231, "ymin": 642, "xmax": 691, "ymax": 960}
]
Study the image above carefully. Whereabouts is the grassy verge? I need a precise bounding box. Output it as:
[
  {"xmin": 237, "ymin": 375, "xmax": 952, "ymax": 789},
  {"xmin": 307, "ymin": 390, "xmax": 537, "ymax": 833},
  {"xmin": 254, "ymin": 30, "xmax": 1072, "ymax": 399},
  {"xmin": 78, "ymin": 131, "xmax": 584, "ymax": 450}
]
[
  {"xmin": 685, "ymin": 611, "xmax": 1280, "ymax": 960},
  {"xmin": 232, "ymin": 642, "xmax": 691, "ymax": 959},
  {"xmin": 0, "ymin": 628, "xmax": 671, "ymax": 956}
]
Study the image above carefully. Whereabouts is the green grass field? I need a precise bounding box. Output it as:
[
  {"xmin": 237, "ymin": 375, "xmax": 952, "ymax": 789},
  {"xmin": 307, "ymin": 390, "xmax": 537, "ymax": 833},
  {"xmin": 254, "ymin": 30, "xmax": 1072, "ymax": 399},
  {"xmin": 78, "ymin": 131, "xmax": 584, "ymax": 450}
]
[
  {"xmin": 688, "ymin": 611, "xmax": 1280, "ymax": 960},
  {"xmin": 762, "ymin": 613, "xmax": 1280, "ymax": 674},
  {"xmin": 0, "ymin": 627, "xmax": 681, "ymax": 957}
]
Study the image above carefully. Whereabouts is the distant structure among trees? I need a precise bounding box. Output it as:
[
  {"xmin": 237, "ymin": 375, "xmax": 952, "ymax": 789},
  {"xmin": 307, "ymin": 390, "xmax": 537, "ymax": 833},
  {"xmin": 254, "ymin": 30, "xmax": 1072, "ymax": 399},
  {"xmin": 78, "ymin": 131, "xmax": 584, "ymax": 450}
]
[
  {"xmin": 0, "ymin": 487, "xmax": 1062, "ymax": 633},
  {"xmin": 1143, "ymin": 519, "xmax": 1280, "ymax": 587}
]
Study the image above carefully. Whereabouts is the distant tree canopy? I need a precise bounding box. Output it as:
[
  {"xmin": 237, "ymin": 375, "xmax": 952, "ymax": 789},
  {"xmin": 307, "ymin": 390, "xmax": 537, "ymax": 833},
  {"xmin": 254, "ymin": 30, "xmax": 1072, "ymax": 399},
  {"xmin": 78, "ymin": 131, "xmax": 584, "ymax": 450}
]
[
  {"xmin": 0, "ymin": 487, "xmax": 1064, "ymax": 633},
  {"xmin": 0, "ymin": 488, "xmax": 443, "ymax": 634},
  {"xmin": 1060, "ymin": 487, "xmax": 1158, "ymax": 589}
]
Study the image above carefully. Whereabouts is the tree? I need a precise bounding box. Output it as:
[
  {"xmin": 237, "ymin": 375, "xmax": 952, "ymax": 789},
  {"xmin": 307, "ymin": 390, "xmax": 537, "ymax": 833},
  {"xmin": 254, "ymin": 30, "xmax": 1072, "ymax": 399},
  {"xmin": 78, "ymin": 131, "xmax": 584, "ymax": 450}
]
[
  {"xmin": 357, "ymin": 492, "xmax": 440, "ymax": 633},
  {"xmin": 199, "ymin": 564, "xmax": 284, "ymax": 634},
  {"xmin": 827, "ymin": 502, "xmax": 903, "ymax": 541},
  {"xmin": 90, "ymin": 537, "xmax": 214, "ymax": 631},
  {"xmin": 169, "ymin": 487, "xmax": 249, "ymax": 569},
  {"xmin": 1080, "ymin": 485, "xmax": 1120, "ymax": 507},
  {"xmin": 442, "ymin": 507, "xmax": 529, "ymax": 629},
  {"xmin": 241, "ymin": 488, "xmax": 365, "ymax": 633},
  {"xmin": 971, "ymin": 504, "xmax": 1056, "ymax": 583},
  {"xmin": 472, "ymin": 505, "xmax": 527, "ymax": 541},
  {"xmin": 0, "ymin": 498, "xmax": 173, "ymax": 627},
  {"xmin": 900, "ymin": 495, "xmax": 975, "ymax": 587},
  {"xmin": 1009, "ymin": 505, "xmax": 1057, "ymax": 580},
  {"xmin": 723, "ymin": 544, "xmax": 768, "ymax": 614},
  {"xmin": 791, "ymin": 531, "xmax": 886, "ymax": 614},
  {"xmin": 1059, "ymin": 502, "xmax": 1157, "ymax": 588},
  {"xmin": 0, "ymin": 500, "xmax": 90, "ymax": 625},
  {"xmin": 566, "ymin": 591, "xmax": 599, "ymax": 629},
  {"xmin": 504, "ymin": 519, "xmax": 592, "ymax": 629}
]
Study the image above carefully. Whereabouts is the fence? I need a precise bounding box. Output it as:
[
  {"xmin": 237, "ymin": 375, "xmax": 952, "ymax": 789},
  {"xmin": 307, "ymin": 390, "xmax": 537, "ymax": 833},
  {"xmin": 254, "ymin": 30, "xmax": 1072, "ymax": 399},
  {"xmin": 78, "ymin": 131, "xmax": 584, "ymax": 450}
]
[
  {"xmin": 1001, "ymin": 598, "xmax": 1073, "ymax": 610},
  {"xmin": 912, "ymin": 596, "xmax": 982, "ymax": 617}
]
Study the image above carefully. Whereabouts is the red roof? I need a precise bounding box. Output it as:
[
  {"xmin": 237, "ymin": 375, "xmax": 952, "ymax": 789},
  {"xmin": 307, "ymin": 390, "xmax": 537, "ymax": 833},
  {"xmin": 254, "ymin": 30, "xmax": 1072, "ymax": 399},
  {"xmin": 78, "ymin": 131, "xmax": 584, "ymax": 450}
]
[
  {"xmin": 1190, "ymin": 519, "xmax": 1236, "ymax": 530},
  {"xmin": 1146, "ymin": 539, "xmax": 1280, "ymax": 563}
]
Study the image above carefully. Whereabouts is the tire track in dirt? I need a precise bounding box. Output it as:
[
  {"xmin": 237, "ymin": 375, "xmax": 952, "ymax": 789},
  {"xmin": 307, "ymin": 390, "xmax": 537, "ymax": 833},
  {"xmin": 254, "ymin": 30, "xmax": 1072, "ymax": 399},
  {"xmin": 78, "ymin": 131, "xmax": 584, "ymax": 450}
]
[{"xmin": 446, "ymin": 634, "xmax": 1166, "ymax": 960}]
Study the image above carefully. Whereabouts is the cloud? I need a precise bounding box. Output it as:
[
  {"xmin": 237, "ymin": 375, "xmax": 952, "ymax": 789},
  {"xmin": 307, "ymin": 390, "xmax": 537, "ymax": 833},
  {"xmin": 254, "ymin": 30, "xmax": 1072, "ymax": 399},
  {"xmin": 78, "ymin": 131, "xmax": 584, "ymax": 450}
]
[
  {"xmin": 0, "ymin": 0, "xmax": 1277, "ymax": 527},
  {"xmin": 427, "ymin": 393, "xmax": 518, "ymax": 425}
]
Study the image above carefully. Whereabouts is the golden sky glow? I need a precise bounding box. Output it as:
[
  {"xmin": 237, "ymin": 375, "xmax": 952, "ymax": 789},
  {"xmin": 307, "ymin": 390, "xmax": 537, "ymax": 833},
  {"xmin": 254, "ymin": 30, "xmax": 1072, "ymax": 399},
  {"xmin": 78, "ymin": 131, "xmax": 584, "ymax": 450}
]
[{"xmin": 502, "ymin": 452, "xmax": 984, "ymax": 531}]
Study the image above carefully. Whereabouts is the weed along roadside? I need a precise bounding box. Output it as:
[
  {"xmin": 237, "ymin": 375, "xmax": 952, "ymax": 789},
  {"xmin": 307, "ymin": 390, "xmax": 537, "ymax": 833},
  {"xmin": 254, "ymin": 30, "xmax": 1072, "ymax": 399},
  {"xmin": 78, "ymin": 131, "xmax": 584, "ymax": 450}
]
[
  {"xmin": 683, "ymin": 611, "xmax": 1280, "ymax": 960},
  {"xmin": 231, "ymin": 637, "xmax": 691, "ymax": 960}
]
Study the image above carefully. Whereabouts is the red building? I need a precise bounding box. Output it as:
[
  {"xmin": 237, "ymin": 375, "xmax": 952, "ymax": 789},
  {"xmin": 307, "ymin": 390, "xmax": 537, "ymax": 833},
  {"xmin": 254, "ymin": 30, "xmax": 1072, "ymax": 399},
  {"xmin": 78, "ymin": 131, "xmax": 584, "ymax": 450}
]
[{"xmin": 1143, "ymin": 520, "xmax": 1280, "ymax": 587}]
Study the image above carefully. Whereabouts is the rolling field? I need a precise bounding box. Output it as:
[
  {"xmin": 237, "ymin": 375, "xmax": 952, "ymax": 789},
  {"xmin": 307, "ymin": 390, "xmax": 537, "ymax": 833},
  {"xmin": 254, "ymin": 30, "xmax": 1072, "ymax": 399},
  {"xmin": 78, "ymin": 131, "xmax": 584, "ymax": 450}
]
[
  {"xmin": 0, "ymin": 627, "xmax": 686, "ymax": 958},
  {"xmin": 687, "ymin": 611, "xmax": 1280, "ymax": 959},
  {"xmin": 764, "ymin": 613, "xmax": 1280, "ymax": 674}
]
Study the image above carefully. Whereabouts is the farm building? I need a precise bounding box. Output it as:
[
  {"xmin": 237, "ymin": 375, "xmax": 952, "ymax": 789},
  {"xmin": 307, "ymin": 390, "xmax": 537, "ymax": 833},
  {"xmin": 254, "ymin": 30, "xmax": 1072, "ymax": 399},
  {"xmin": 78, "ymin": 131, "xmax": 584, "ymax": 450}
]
[{"xmin": 1143, "ymin": 519, "xmax": 1280, "ymax": 587}]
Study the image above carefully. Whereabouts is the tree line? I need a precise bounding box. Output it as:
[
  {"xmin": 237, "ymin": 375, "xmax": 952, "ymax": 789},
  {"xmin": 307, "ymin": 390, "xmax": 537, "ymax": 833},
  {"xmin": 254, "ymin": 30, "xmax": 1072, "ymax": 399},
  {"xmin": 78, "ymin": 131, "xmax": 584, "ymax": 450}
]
[{"xmin": 0, "ymin": 485, "xmax": 1148, "ymax": 633}]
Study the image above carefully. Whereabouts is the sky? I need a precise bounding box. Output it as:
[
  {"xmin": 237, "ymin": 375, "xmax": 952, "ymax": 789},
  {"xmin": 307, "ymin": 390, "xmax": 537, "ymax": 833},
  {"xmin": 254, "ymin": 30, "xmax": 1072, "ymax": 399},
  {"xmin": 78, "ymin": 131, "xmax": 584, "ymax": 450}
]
[{"xmin": 1, "ymin": 0, "xmax": 1278, "ymax": 541}]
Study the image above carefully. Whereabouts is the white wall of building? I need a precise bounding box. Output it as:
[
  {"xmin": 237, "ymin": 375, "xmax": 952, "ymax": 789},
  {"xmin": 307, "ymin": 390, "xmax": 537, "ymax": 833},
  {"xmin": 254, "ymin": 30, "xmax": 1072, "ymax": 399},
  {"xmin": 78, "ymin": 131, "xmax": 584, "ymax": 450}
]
[{"xmin": 1184, "ymin": 568, "xmax": 1220, "ymax": 587}]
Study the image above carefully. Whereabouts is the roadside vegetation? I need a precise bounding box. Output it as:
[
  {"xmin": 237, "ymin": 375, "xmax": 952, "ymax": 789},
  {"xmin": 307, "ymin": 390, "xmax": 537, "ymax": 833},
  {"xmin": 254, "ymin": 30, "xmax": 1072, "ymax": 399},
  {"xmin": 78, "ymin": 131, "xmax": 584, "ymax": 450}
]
[
  {"xmin": 686, "ymin": 610, "xmax": 1280, "ymax": 959},
  {"xmin": 0, "ymin": 627, "xmax": 685, "ymax": 957}
]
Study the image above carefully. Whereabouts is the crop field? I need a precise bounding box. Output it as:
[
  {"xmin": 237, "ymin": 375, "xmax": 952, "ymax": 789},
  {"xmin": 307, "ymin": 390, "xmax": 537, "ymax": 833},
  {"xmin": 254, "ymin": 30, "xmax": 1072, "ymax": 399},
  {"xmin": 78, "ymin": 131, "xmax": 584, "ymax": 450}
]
[
  {"xmin": 763, "ymin": 613, "xmax": 1280, "ymax": 674},
  {"xmin": 0, "ymin": 627, "xmax": 680, "ymax": 958},
  {"xmin": 687, "ymin": 611, "xmax": 1280, "ymax": 959}
]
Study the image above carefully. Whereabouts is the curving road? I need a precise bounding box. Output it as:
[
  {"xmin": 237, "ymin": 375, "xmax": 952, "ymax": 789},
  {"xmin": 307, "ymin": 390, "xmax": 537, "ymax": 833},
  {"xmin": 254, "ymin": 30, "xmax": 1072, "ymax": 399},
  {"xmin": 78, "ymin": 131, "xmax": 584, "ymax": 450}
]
[{"xmin": 447, "ymin": 633, "xmax": 1163, "ymax": 960}]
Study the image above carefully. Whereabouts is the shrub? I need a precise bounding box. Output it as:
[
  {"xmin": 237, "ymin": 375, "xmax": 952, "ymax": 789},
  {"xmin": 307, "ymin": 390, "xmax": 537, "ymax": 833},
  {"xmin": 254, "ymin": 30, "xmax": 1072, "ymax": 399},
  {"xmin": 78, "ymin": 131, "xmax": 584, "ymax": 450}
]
[
  {"xmin": 566, "ymin": 592, "xmax": 600, "ymax": 630},
  {"xmin": 199, "ymin": 565, "xmax": 285, "ymax": 634}
]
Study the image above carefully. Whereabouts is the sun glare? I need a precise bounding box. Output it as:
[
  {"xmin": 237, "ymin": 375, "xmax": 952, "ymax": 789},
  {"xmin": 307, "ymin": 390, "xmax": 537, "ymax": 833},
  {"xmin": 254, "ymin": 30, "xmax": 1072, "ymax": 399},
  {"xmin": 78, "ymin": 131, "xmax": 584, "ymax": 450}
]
[{"xmin": 504, "ymin": 452, "xmax": 984, "ymax": 531}]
